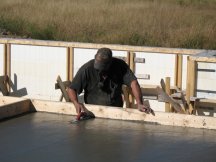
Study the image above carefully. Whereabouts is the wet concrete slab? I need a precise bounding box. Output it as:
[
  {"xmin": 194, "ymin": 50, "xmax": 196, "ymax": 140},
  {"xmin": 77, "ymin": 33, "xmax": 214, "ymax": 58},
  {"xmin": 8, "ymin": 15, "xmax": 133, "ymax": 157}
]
[{"xmin": 0, "ymin": 112, "xmax": 216, "ymax": 162}]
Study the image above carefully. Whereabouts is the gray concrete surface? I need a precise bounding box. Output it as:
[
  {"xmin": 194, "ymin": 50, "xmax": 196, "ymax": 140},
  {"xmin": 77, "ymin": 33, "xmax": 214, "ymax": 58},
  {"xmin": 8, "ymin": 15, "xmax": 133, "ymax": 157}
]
[{"xmin": 0, "ymin": 112, "xmax": 216, "ymax": 162}]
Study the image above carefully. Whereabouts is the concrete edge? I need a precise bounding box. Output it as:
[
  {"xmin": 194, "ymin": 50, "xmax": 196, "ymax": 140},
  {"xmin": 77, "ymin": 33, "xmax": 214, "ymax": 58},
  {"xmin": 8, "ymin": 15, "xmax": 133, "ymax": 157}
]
[
  {"xmin": 31, "ymin": 99, "xmax": 216, "ymax": 130},
  {"xmin": 0, "ymin": 96, "xmax": 215, "ymax": 130}
]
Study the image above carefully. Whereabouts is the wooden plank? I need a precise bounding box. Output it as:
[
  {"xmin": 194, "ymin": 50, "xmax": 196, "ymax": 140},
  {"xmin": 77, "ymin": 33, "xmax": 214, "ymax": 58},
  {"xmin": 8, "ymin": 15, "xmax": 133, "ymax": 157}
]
[
  {"xmin": 3, "ymin": 44, "xmax": 7, "ymax": 77},
  {"xmin": 189, "ymin": 60, "xmax": 197, "ymax": 97},
  {"xmin": 189, "ymin": 60, "xmax": 197, "ymax": 114},
  {"xmin": 0, "ymin": 38, "xmax": 205, "ymax": 55},
  {"xmin": 189, "ymin": 51, "xmax": 216, "ymax": 62},
  {"xmin": 3, "ymin": 44, "xmax": 11, "ymax": 92},
  {"xmin": 165, "ymin": 77, "xmax": 171, "ymax": 112},
  {"xmin": 55, "ymin": 80, "xmax": 71, "ymax": 89},
  {"xmin": 122, "ymin": 85, "xmax": 130, "ymax": 108},
  {"xmin": 31, "ymin": 98, "xmax": 216, "ymax": 129},
  {"xmin": 67, "ymin": 47, "xmax": 74, "ymax": 81},
  {"xmin": 0, "ymin": 99, "xmax": 32, "ymax": 120},
  {"xmin": 158, "ymin": 84, "xmax": 185, "ymax": 114},
  {"xmin": 56, "ymin": 76, "xmax": 70, "ymax": 102},
  {"xmin": 0, "ymin": 76, "xmax": 9, "ymax": 96},
  {"xmin": 186, "ymin": 56, "xmax": 195, "ymax": 114},
  {"xmin": 177, "ymin": 55, "xmax": 183, "ymax": 89},
  {"xmin": 174, "ymin": 55, "xmax": 183, "ymax": 89},
  {"xmin": 190, "ymin": 57, "xmax": 216, "ymax": 63},
  {"xmin": 129, "ymin": 52, "xmax": 135, "ymax": 108},
  {"xmin": 126, "ymin": 52, "xmax": 130, "ymax": 64},
  {"xmin": 195, "ymin": 99, "xmax": 216, "ymax": 107},
  {"xmin": 186, "ymin": 56, "xmax": 191, "ymax": 104},
  {"xmin": 0, "ymin": 96, "xmax": 27, "ymax": 106},
  {"xmin": 174, "ymin": 54, "xmax": 178, "ymax": 87}
]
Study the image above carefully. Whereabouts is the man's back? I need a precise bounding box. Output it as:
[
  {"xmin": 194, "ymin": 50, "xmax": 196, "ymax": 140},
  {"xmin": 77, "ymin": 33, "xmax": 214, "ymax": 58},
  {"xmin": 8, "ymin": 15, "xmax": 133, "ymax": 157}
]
[{"xmin": 70, "ymin": 58, "xmax": 136, "ymax": 107}]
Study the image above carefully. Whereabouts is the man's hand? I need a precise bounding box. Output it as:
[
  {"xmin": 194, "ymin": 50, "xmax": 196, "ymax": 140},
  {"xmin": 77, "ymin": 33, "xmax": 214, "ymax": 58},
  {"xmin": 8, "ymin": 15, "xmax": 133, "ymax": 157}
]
[
  {"xmin": 137, "ymin": 104, "xmax": 152, "ymax": 114},
  {"xmin": 74, "ymin": 102, "xmax": 86, "ymax": 114}
]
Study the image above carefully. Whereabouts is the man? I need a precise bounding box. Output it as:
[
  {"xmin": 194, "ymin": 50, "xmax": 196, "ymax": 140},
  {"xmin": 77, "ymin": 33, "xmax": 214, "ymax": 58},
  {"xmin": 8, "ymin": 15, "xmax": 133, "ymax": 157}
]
[{"xmin": 67, "ymin": 48, "xmax": 152, "ymax": 115}]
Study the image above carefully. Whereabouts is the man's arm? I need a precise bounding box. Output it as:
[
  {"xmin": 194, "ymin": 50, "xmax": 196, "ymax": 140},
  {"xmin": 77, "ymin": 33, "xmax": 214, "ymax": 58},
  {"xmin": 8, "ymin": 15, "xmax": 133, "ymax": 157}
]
[
  {"xmin": 130, "ymin": 80, "xmax": 152, "ymax": 113},
  {"xmin": 67, "ymin": 88, "xmax": 85, "ymax": 114}
]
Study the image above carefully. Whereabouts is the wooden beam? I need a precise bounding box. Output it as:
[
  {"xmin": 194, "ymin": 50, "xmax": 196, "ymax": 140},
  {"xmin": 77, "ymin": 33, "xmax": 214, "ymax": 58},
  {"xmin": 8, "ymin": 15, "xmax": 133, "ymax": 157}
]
[
  {"xmin": 189, "ymin": 60, "xmax": 197, "ymax": 97},
  {"xmin": 56, "ymin": 75, "xmax": 70, "ymax": 102},
  {"xmin": 55, "ymin": 80, "xmax": 71, "ymax": 89},
  {"xmin": 0, "ymin": 96, "xmax": 27, "ymax": 105},
  {"xmin": 122, "ymin": 85, "xmax": 130, "ymax": 108},
  {"xmin": 157, "ymin": 85, "xmax": 185, "ymax": 114},
  {"xmin": 0, "ymin": 76, "xmax": 9, "ymax": 96},
  {"xmin": 174, "ymin": 55, "xmax": 183, "ymax": 89},
  {"xmin": 174, "ymin": 55, "xmax": 178, "ymax": 87},
  {"xmin": 189, "ymin": 51, "xmax": 216, "ymax": 63},
  {"xmin": 126, "ymin": 52, "xmax": 130, "ymax": 64},
  {"xmin": 177, "ymin": 55, "xmax": 183, "ymax": 89},
  {"xmin": 31, "ymin": 98, "xmax": 216, "ymax": 130},
  {"xmin": 190, "ymin": 60, "xmax": 197, "ymax": 114},
  {"xmin": 0, "ymin": 98, "xmax": 32, "ymax": 120},
  {"xmin": 165, "ymin": 77, "xmax": 171, "ymax": 112},
  {"xmin": 0, "ymin": 38, "xmax": 205, "ymax": 55},
  {"xmin": 67, "ymin": 47, "xmax": 74, "ymax": 81},
  {"xmin": 195, "ymin": 99, "xmax": 216, "ymax": 108},
  {"xmin": 129, "ymin": 52, "xmax": 135, "ymax": 108},
  {"xmin": 3, "ymin": 44, "xmax": 11, "ymax": 92},
  {"xmin": 186, "ymin": 56, "xmax": 191, "ymax": 105},
  {"xmin": 186, "ymin": 57, "xmax": 197, "ymax": 114},
  {"xmin": 140, "ymin": 84, "xmax": 159, "ymax": 96}
]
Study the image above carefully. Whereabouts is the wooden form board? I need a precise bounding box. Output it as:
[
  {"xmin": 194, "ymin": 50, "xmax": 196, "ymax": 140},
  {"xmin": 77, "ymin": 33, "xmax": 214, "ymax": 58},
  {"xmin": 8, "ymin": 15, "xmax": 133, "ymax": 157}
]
[
  {"xmin": 189, "ymin": 51, "xmax": 216, "ymax": 63},
  {"xmin": 0, "ymin": 97, "xmax": 31, "ymax": 120},
  {"xmin": 0, "ymin": 96, "xmax": 215, "ymax": 129},
  {"xmin": 0, "ymin": 38, "xmax": 205, "ymax": 55},
  {"xmin": 1, "ymin": 38, "xmax": 216, "ymax": 112},
  {"xmin": 31, "ymin": 98, "xmax": 216, "ymax": 130},
  {"xmin": 0, "ymin": 96, "xmax": 27, "ymax": 105},
  {"xmin": 174, "ymin": 55, "xmax": 183, "ymax": 89}
]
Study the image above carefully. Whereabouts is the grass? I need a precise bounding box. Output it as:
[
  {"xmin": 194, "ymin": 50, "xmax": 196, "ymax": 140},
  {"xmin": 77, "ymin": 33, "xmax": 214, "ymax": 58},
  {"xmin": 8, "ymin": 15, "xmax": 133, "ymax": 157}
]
[{"xmin": 0, "ymin": 0, "xmax": 216, "ymax": 49}]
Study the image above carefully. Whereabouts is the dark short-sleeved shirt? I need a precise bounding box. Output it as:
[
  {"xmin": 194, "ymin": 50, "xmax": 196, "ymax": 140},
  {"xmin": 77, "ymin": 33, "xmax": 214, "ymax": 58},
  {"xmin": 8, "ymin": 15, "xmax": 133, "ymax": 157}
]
[{"xmin": 69, "ymin": 57, "xmax": 137, "ymax": 107}]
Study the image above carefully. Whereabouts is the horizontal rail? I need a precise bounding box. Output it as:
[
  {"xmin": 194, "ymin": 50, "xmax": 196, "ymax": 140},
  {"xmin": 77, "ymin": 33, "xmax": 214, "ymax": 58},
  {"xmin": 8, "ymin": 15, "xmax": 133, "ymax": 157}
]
[{"xmin": 0, "ymin": 38, "xmax": 205, "ymax": 55}]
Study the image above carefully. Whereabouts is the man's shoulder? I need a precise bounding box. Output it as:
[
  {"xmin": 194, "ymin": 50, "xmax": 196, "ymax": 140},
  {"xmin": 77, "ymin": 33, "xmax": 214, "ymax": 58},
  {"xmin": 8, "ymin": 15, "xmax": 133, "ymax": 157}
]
[
  {"xmin": 76, "ymin": 59, "xmax": 94, "ymax": 75},
  {"xmin": 112, "ymin": 57, "xmax": 128, "ymax": 67},
  {"xmin": 80, "ymin": 59, "xmax": 94, "ymax": 70}
]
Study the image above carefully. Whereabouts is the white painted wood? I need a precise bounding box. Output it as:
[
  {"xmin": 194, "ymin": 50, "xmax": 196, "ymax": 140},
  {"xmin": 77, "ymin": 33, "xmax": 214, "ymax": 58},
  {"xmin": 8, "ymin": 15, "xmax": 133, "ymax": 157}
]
[
  {"xmin": 135, "ymin": 52, "xmax": 175, "ymax": 86},
  {"xmin": 73, "ymin": 48, "xmax": 97, "ymax": 76},
  {"xmin": 145, "ymin": 99, "xmax": 166, "ymax": 112},
  {"xmin": 197, "ymin": 62, "xmax": 216, "ymax": 99},
  {"xmin": 10, "ymin": 45, "xmax": 67, "ymax": 100}
]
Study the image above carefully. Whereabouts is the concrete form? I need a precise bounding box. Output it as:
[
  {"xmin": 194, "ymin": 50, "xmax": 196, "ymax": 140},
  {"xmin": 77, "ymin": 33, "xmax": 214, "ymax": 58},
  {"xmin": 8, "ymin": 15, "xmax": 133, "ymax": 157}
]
[
  {"xmin": 1, "ymin": 96, "xmax": 216, "ymax": 130},
  {"xmin": 0, "ymin": 38, "xmax": 216, "ymax": 115}
]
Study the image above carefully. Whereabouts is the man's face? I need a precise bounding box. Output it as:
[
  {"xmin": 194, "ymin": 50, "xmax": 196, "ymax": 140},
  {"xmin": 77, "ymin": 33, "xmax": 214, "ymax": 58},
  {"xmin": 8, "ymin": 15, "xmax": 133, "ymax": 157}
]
[{"xmin": 94, "ymin": 54, "xmax": 112, "ymax": 72}]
